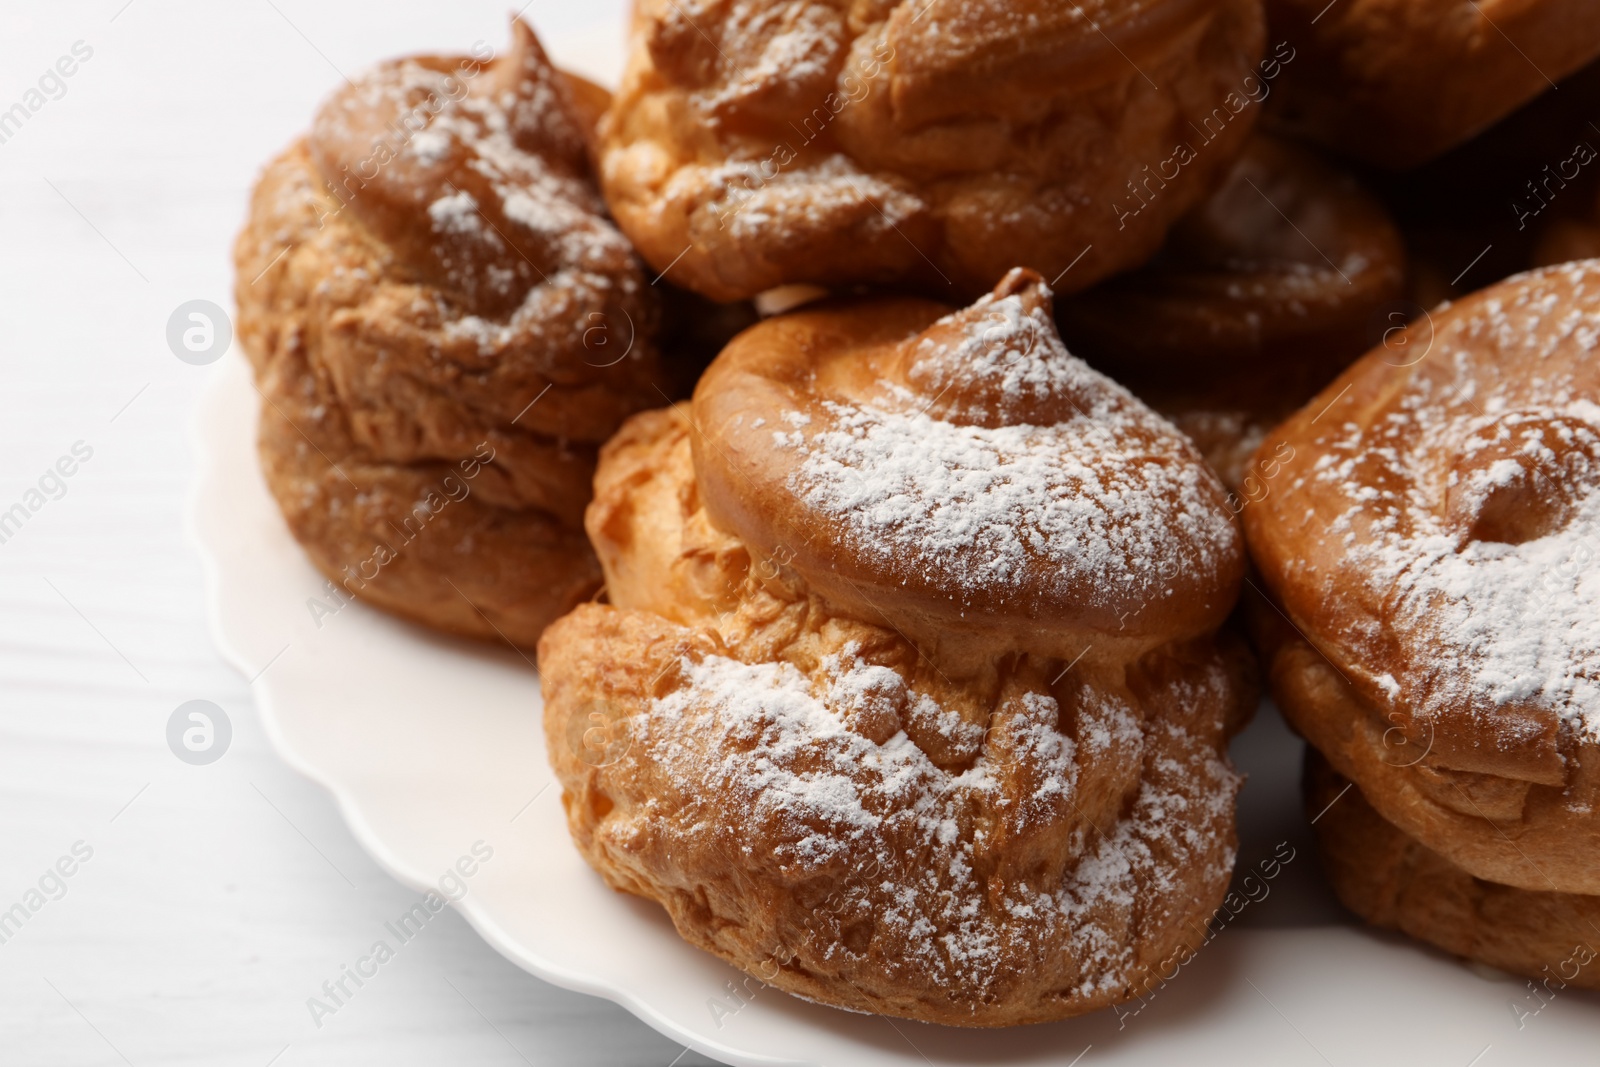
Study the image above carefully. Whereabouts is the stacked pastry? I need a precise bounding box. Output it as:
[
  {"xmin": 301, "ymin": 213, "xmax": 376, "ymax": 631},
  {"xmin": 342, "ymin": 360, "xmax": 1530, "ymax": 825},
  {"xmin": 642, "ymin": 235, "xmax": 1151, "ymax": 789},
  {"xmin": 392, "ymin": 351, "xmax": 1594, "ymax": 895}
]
[
  {"xmin": 234, "ymin": 21, "xmax": 669, "ymax": 646},
  {"xmin": 541, "ymin": 270, "xmax": 1256, "ymax": 1025},
  {"xmin": 231, "ymin": 0, "xmax": 1600, "ymax": 1029},
  {"xmin": 1244, "ymin": 262, "xmax": 1600, "ymax": 989}
]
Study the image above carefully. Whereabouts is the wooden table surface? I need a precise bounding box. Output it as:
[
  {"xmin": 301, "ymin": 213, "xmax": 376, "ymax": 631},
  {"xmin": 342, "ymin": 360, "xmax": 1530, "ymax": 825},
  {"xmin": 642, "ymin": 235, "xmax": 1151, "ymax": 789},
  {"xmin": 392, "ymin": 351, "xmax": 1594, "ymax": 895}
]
[{"xmin": 0, "ymin": 3, "xmax": 718, "ymax": 1063}]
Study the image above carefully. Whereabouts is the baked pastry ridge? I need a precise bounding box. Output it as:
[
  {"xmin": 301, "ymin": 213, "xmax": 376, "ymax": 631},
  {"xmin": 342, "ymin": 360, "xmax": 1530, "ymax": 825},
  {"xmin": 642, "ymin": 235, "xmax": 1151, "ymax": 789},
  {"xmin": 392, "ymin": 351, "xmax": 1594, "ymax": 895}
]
[
  {"xmin": 1245, "ymin": 260, "xmax": 1600, "ymax": 895},
  {"xmin": 1305, "ymin": 751, "xmax": 1600, "ymax": 992},
  {"xmin": 234, "ymin": 19, "xmax": 669, "ymax": 646},
  {"xmin": 599, "ymin": 0, "xmax": 1269, "ymax": 301},
  {"xmin": 540, "ymin": 270, "xmax": 1256, "ymax": 1026}
]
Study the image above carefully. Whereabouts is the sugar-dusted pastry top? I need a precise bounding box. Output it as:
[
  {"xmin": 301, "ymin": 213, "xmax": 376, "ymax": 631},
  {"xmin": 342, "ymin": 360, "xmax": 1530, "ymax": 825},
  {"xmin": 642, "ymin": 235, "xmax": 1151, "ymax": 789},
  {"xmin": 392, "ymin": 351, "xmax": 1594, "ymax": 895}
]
[
  {"xmin": 308, "ymin": 19, "xmax": 624, "ymax": 320},
  {"xmin": 1246, "ymin": 261, "xmax": 1600, "ymax": 895},
  {"xmin": 234, "ymin": 18, "xmax": 669, "ymax": 645},
  {"xmin": 693, "ymin": 269, "xmax": 1245, "ymax": 645},
  {"xmin": 244, "ymin": 17, "xmax": 667, "ymax": 484},
  {"xmin": 600, "ymin": 0, "xmax": 1267, "ymax": 300},
  {"xmin": 540, "ymin": 407, "xmax": 1254, "ymax": 1026},
  {"xmin": 1241, "ymin": 260, "xmax": 1600, "ymax": 902},
  {"xmin": 1250, "ymin": 261, "xmax": 1600, "ymax": 754}
]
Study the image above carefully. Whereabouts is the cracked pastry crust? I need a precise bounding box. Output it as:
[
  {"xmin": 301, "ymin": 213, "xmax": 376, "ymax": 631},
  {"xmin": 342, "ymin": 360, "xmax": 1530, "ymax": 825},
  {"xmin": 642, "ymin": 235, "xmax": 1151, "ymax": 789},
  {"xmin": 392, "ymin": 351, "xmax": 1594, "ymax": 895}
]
[
  {"xmin": 1264, "ymin": 0, "xmax": 1600, "ymax": 168},
  {"xmin": 234, "ymin": 20, "xmax": 670, "ymax": 647},
  {"xmin": 539, "ymin": 271, "xmax": 1256, "ymax": 1026},
  {"xmin": 1305, "ymin": 750, "xmax": 1600, "ymax": 990},
  {"xmin": 597, "ymin": 0, "xmax": 1267, "ymax": 302},
  {"xmin": 1244, "ymin": 261, "xmax": 1600, "ymax": 896}
]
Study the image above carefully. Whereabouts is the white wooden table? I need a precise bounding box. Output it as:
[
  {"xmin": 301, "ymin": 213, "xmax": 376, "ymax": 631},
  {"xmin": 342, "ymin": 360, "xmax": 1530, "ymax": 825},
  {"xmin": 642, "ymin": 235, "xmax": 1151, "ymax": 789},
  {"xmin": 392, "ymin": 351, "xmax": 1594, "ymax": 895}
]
[{"xmin": 0, "ymin": 3, "xmax": 718, "ymax": 1062}]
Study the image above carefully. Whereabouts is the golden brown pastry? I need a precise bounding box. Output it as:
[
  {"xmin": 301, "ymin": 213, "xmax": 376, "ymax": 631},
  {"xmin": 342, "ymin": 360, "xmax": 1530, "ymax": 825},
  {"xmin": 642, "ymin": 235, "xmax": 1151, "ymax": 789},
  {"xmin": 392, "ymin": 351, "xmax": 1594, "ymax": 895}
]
[
  {"xmin": 1306, "ymin": 751, "xmax": 1600, "ymax": 991},
  {"xmin": 1264, "ymin": 0, "xmax": 1600, "ymax": 168},
  {"xmin": 1057, "ymin": 134, "xmax": 1406, "ymax": 489},
  {"xmin": 1245, "ymin": 261, "xmax": 1600, "ymax": 897},
  {"xmin": 540, "ymin": 269, "xmax": 1257, "ymax": 1026},
  {"xmin": 1060, "ymin": 136, "xmax": 1403, "ymax": 380},
  {"xmin": 234, "ymin": 20, "xmax": 670, "ymax": 647},
  {"xmin": 598, "ymin": 0, "xmax": 1268, "ymax": 302}
]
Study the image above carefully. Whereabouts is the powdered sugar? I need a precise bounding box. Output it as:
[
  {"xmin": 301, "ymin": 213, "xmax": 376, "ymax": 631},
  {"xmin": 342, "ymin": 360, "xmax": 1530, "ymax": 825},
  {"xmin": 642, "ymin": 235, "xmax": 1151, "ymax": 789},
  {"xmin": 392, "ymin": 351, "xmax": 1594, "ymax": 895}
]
[
  {"xmin": 1393, "ymin": 507, "xmax": 1600, "ymax": 726},
  {"xmin": 639, "ymin": 646, "xmax": 1239, "ymax": 995},
  {"xmin": 310, "ymin": 28, "xmax": 642, "ymax": 331},
  {"xmin": 408, "ymin": 127, "xmax": 452, "ymax": 165},
  {"xmin": 1303, "ymin": 261, "xmax": 1600, "ymax": 738},
  {"xmin": 787, "ymin": 295, "xmax": 1239, "ymax": 613},
  {"xmin": 915, "ymin": 283, "xmax": 1100, "ymax": 415},
  {"xmin": 427, "ymin": 190, "xmax": 488, "ymax": 237},
  {"xmin": 653, "ymin": 0, "xmax": 845, "ymax": 119},
  {"xmin": 708, "ymin": 154, "xmax": 925, "ymax": 242}
]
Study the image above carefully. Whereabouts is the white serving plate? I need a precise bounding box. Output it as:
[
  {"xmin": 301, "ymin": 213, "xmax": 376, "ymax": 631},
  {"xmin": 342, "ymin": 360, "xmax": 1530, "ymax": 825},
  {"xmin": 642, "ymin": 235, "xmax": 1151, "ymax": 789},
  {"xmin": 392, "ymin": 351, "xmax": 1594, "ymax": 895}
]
[
  {"xmin": 193, "ymin": 350, "xmax": 1600, "ymax": 1067},
  {"xmin": 191, "ymin": 20, "xmax": 1600, "ymax": 1062}
]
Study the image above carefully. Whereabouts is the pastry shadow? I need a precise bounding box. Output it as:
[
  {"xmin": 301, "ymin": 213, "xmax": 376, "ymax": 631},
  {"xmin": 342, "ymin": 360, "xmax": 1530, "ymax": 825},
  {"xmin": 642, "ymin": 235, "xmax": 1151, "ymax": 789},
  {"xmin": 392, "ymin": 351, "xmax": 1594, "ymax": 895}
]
[
  {"xmin": 736, "ymin": 929, "xmax": 1245, "ymax": 1061},
  {"xmin": 1227, "ymin": 697, "xmax": 1348, "ymax": 929}
]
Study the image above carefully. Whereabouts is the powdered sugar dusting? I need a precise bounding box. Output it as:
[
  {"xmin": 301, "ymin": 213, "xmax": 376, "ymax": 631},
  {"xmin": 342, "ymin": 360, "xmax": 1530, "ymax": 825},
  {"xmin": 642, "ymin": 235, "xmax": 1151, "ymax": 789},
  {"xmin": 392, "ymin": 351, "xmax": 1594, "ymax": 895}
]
[
  {"xmin": 1394, "ymin": 503, "xmax": 1600, "ymax": 730},
  {"xmin": 427, "ymin": 190, "xmax": 489, "ymax": 237},
  {"xmin": 1300, "ymin": 260, "xmax": 1600, "ymax": 738},
  {"xmin": 309, "ymin": 27, "xmax": 644, "ymax": 338},
  {"xmin": 915, "ymin": 288, "xmax": 1084, "ymax": 407},
  {"xmin": 651, "ymin": 0, "xmax": 844, "ymax": 116},
  {"xmin": 640, "ymin": 647, "xmax": 1239, "ymax": 997},
  {"xmin": 706, "ymin": 154, "xmax": 924, "ymax": 242},
  {"xmin": 787, "ymin": 296, "xmax": 1239, "ymax": 612}
]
